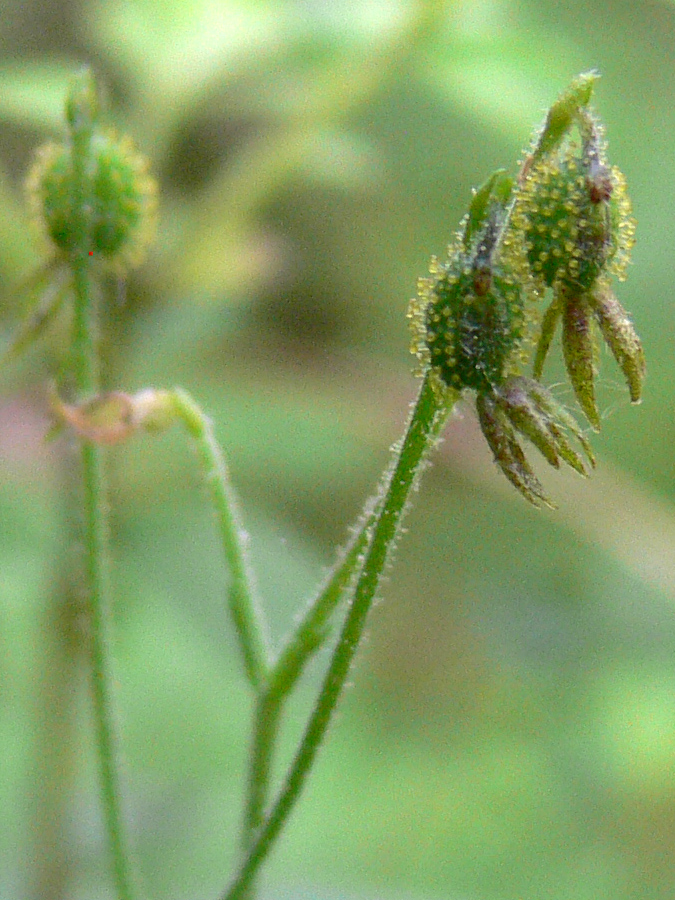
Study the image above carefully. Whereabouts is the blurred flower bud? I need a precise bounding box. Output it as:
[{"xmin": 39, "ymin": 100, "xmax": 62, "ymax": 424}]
[{"xmin": 26, "ymin": 72, "xmax": 157, "ymax": 271}]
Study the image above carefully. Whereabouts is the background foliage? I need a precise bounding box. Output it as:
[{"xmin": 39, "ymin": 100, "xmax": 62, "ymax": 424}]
[{"xmin": 1, "ymin": 1, "xmax": 674, "ymax": 898}]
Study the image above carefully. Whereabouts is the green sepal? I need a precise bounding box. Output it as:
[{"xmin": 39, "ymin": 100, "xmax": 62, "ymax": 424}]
[
  {"xmin": 476, "ymin": 389, "xmax": 554, "ymax": 509},
  {"xmin": 590, "ymin": 287, "xmax": 646, "ymax": 404},
  {"xmin": 476, "ymin": 376, "xmax": 594, "ymax": 508},
  {"xmin": 561, "ymin": 294, "xmax": 601, "ymax": 431},
  {"xmin": 532, "ymin": 70, "xmax": 599, "ymax": 162},
  {"xmin": 65, "ymin": 67, "xmax": 99, "ymax": 138},
  {"xmin": 496, "ymin": 376, "xmax": 593, "ymax": 476},
  {"xmin": 532, "ymin": 293, "xmax": 563, "ymax": 380},
  {"xmin": 524, "ymin": 379, "xmax": 595, "ymax": 469},
  {"xmin": 463, "ymin": 169, "xmax": 512, "ymax": 249}
]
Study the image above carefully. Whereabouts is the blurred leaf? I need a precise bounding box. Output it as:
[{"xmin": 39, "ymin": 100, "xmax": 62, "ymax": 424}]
[
  {"xmin": 87, "ymin": 0, "xmax": 283, "ymax": 110},
  {"xmin": 421, "ymin": 31, "xmax": 584, "ymax": 139},
  {"xmin": 592, "ymin": 664, "xmax": 675, "ymax": 790},
  {"xmin": 0, "ymin": 163, "xmax": 38, "ymax": 280},
  {"xmin": 0, "ymin": 62, "xmax": 75, "ymax": 132}
]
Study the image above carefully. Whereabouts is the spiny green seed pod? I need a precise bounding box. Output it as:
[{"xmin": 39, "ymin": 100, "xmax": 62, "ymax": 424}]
[
  {"xmin": 514, "ymin": 126, "xmax": 635, "ymax": 294},
  {"xmin": 510, "ymin": 76, "xmax": 643, "ymax": 428},
  {"xmin": 26, "ymin": 130, "xmax": 157, "ymax": 271},
  {"xmin": 410, "ymin": 259, "xmax": 527, "ymax": 395},
  {"xmin": 409, "ymin": 173, "xmax": 535, "ymax": 398},
  {"xmin": 409, "ymin": 168, "xmax": 595, "ymax": 508}
]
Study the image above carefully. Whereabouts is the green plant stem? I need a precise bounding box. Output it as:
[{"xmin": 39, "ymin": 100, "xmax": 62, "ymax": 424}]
[
  {"xmin": 221, "ymin": 373, "xmax": 455, "ymax": 900},
  {"xmin": 72, "ymin": 260, "xmax": 136, "ymax": 900},
  {"xmin": 242, "ymin": 690, "xmax": 281, "ymax": 845},
  {"xmin": 172, "ymin": 389, "xmax": 270, "ymax": 689},
  {"xmin": 237, "ymin": 499, "xmax": 378, "ymax": 900},
  {"xmin": 168, "ymin": 388, "xmax": 271, "ymax": 900},
  {"xmin": 268, "ymin": 502, "xmax": 377, "ymax": 700}
]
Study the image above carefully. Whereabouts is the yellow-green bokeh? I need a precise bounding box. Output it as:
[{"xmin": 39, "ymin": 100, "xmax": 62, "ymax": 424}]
[{"xmin": 1, "ymin": 2, "xmax": 674, "ymax": 899}]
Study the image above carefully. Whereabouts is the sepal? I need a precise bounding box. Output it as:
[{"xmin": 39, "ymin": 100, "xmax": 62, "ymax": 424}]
[
  {"xmin": 529, "ymin": 71, "xmax": 599, "ymax": 164},
  {"xmin": 51, "ymin": 387, "xmax": 177, "ymax": 445},
  {"xmin": 589, "ymin": 286, "xmax": 645, "ymax": 405},
  {"xmin": 476, "ymin": 376, "xmax": 594, "ymax": 509},
  {"xmin": 561, "ymin": 293, "xmax": 601, "ymax": 431}
]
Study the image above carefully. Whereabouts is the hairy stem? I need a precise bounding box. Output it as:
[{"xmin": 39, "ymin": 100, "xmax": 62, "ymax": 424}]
[
  {"xmin": 221, "ymin": 374, "xmax": 454, "ymax": 900},
  {"xmin": 267, "ymin": 500, "xmax": 377, "ymax": 701},
  {"xmin": 72, "ymin": 261, "xmax": 136, "ymax": 900},
  {"xmin": 236, "ymin": 500, "xmax": 379, "ymax": 900},
  {"xmin": 242, "ymin": 690, "xmax": 281, "ymax": 846},
  {"xmin": 171, "ymin": 389, "xmax": 270, "ymax": 689},
  {"xmin": 29, "ymin": 568, "xmax": 82, "ymax": 900}
]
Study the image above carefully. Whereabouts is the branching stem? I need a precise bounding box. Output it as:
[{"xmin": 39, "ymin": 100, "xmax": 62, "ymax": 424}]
[{"xmin": 221, "ymin": 374, "xmax": 454, "ymax": 900}]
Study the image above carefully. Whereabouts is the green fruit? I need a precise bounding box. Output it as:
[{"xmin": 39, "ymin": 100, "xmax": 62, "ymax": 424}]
[{"xmin": 420, "ymin": 262, "xmax": 526, "ymax": 393}]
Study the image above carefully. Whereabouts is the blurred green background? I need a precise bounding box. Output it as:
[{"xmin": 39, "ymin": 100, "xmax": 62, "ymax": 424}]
[{"xmin": 1, "ymin": 1, "xmax": 675, "ymax": 898}]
